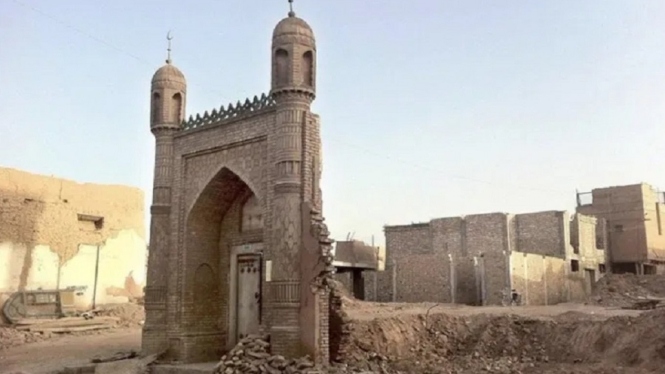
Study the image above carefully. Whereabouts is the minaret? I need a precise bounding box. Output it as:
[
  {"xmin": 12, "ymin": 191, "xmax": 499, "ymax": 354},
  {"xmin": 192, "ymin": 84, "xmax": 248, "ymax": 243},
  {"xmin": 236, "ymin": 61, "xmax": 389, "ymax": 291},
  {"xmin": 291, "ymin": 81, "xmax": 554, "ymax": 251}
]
[
  {"xmin": 269, "ymin": 0, "xmax": 318, "ymax": 358},
  {"xmin": 142, "ymin": 32, "xmax": 187, "ymax": 355}
]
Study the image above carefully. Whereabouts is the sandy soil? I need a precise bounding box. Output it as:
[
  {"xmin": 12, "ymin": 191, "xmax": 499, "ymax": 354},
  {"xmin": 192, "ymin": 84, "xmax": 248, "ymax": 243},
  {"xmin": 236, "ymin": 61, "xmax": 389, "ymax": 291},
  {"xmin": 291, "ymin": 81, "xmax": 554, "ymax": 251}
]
[
  {"xmin": 336, "ymin": 296, "xmax": 664, "ymax": 373},
  {"xmin": 0, "ymin": 328, "xmax": 141, "ymax": 374},
  {"xmin": 0, "ymin": 294, "xmax": 660, "ymax": 374}
]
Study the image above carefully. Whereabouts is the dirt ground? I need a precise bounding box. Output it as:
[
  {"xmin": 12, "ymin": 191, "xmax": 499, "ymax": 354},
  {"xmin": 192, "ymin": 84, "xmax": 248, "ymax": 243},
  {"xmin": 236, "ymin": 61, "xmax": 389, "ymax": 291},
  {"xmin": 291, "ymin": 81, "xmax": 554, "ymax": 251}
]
[
  {"xmin": 3, "ymin": 276, "xmax": 665, "ymax": 374},
  {"xmin": 332, "ymin": 276, "xmax": 665, "ymax": 374},
  {"xmin": 0, "ymin": 327, "xmax": 141, "ymax": 374},
  {"xmin": 344, "ymin": 300, "xmax": 643, "ymax": 321}
]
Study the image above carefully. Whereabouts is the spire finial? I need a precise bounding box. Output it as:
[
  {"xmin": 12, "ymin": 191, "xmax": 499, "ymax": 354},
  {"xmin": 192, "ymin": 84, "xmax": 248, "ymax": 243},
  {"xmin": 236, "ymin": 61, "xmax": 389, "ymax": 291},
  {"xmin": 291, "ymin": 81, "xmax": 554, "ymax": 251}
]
[
  {"xmin": 166, "ymin": 30, "xmax": 173, "ymax": 64},
  {"xmin": 288, "ymin": 0, "xmax": 295, "ymax": 17}
]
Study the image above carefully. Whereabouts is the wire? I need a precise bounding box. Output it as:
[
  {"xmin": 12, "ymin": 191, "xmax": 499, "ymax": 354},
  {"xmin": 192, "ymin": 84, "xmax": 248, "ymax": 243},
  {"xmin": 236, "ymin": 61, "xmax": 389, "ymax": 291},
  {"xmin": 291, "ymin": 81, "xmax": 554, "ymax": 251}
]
[
  {"xmin": 10, "ymin": 0, "xmax": 232, "ymax": 102},
  {"xmin": 9, "ymin": 0, "xmax": 657, "ymax": 199},
  {"xmin": 326, "ymin": 135, "xmax": 572, "ymax": 195}
]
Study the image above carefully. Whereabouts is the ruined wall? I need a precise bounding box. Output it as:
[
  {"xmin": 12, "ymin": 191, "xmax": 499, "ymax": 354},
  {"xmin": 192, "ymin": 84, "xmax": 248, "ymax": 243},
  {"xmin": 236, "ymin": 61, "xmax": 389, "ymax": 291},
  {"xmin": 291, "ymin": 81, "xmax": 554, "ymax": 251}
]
[
  {"xmin": 0, "ymin": 167, "xmax": 146, "ymax": 312},
  {"xmin": 333, "ymin": 272, "xmax": 353, "ymax": 292}
]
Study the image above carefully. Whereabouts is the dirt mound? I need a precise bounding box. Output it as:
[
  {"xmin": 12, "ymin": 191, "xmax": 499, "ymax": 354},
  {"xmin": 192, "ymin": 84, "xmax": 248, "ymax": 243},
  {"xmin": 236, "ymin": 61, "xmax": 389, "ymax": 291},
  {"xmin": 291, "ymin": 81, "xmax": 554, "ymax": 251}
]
[
  {"xmin": 96, "ymin": 303, "xmax": 145, "ymax": 327},
  {"xmin": 338, "ymin": 308, "xmax": 665, "ymax": 373},
  {"xmin": 590, "ymin": 274, "xmax": 665, "ymax": 307}
]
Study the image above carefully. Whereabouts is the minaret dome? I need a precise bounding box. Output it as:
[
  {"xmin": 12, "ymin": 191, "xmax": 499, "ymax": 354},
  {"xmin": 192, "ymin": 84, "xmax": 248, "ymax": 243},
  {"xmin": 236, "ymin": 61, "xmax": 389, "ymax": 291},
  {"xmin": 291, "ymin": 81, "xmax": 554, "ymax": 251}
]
[
  {"xmin": 271, "ymin": 4, "xmax": 317, "ymax": 98},
  {"xmin": 150, "ymin": 32, "xmax": 187, "ymax": 130}
]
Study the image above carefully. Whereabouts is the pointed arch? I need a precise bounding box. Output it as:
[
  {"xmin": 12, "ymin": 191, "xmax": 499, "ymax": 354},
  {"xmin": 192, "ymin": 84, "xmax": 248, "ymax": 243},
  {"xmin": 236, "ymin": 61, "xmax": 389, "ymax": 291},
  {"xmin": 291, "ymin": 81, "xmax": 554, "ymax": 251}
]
[
  {"xmin": 182, "ymin": 165, "xmax": 264, "ymax": 339},
  {"xmin": 275, "ymin": 48, "xmax": 289, "ymax": 86},
  {"xmin": 186, "ymin": 164, "xmax": 262, "ymax": 219},
  {"xmin": 172, "ymin": 92, "xmax": 183, "ymax": 123},
  {"xmin": 302, "ymin": 51, "xmax": 313, "ymax": 87},
  {"xmin": 151, "ymin": 92, "xmax": 162, "ymax": 123}
]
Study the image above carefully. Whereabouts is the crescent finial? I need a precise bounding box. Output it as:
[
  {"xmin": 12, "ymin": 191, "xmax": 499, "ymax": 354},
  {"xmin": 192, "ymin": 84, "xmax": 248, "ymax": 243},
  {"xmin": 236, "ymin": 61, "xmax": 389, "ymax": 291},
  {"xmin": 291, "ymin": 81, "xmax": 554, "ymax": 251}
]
[{"xmin": 166, "ymin": 30, "xmax": 173, "ymax": 64}]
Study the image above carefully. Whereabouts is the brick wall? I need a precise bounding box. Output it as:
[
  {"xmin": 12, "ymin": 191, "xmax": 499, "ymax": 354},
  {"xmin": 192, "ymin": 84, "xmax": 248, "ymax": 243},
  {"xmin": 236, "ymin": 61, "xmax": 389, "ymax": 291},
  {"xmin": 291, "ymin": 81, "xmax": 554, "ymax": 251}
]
[
  {"xmin": 334, "ymin": 272, "xmax": 353, "ymax": 292},
  {"xmin": 376, "ymin": 210, "xmax": 606, "ymax": 306},
  {"xmin": 512, "ymin": 211, "xmax": 566, "ymax": 257},
  {"xmin": 577, "ymin": 184, "xmax": 650, "ymax": 263}
]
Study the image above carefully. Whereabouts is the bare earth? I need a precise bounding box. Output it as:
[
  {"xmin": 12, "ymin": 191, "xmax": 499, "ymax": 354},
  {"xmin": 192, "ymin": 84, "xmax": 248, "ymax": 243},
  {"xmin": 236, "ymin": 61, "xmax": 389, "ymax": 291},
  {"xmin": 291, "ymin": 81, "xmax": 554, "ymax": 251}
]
[
  {"xmin": 0, "ymin": 295, "xmax": 659, "ymax": 374},
  {"xmin": 344, "ymin": 300, "xmax": 644, "ymax": 321},
  {"xmin": 0, "ymin": 328, "xmax": 141, "ymax": 374}
]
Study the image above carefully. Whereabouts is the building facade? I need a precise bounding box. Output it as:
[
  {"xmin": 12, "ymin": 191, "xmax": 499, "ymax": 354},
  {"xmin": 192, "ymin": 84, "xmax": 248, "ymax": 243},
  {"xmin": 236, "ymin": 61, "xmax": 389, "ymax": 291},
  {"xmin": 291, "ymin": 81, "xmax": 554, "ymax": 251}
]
[
  {"xmin": 371, "ymin": 211, "xmax": 606, "ymax": 306},
  {"xmin": 0, "ymin": 167, "xmax": 146, "ymax": 314},
  {"xmin": 577, "ymin": 183, "xmax": 665, "ymax": 274},
  {"xmin": 142, "ymin": 6, "xmax": 333, "ymax": 364}
]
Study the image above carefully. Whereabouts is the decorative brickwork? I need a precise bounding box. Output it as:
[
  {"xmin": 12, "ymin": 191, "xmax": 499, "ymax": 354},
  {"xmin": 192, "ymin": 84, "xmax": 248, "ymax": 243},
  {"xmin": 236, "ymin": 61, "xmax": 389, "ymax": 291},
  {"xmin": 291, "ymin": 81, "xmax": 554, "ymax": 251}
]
[
  {"xmin": 142, "ymin": 7, "xmax": 329, "ymax": 365},
  {"xmin": 181, "ymin": 94, "xmax": 276, "ymax": 131}
]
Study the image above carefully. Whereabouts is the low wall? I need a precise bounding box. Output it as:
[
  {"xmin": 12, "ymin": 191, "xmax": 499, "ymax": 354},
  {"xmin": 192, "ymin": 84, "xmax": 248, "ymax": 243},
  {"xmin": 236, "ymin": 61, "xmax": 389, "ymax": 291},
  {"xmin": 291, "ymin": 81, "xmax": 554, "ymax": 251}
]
[
  {"xmin": 509, "ymin": 251, "xmax": 567, "ymax": 305},
  {"xmin": 0, "ymin": 229, "xmax": 146, "ymax": 312}
]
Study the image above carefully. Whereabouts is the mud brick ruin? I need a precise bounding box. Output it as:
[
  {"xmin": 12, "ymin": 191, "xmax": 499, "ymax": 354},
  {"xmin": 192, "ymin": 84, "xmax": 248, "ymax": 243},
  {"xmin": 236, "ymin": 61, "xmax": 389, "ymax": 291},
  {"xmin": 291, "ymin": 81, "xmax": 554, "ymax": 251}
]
[{"xmin": 142, "ymin": 6, "xmax": 334, "ymax": 364}]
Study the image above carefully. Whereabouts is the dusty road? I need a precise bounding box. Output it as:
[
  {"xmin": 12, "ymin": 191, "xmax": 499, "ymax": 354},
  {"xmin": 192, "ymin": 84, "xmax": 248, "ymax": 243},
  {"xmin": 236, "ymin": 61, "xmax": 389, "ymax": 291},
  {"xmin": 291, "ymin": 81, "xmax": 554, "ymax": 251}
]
[{"xmin": 0, "ymin": 328, "xmax": 140, "ymax": 374}]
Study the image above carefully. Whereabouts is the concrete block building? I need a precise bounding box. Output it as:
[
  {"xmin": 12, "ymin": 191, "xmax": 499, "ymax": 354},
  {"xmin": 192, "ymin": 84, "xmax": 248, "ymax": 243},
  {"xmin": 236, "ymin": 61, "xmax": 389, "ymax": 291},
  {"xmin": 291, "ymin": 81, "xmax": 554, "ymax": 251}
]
[
  {"xmin": 371, "ymin": 211, "xmax": 607, "ymax": 306},
  {"xmin": 332, "ymin": 240, "xmax": 379, "ymax": 300},
  {"xmin": 576, "ymin": 183, "xmax": 665, "ymax": 274},
  {"xmin": 0, "ymin": 167, "xmax": 147, "ymax": 314}
]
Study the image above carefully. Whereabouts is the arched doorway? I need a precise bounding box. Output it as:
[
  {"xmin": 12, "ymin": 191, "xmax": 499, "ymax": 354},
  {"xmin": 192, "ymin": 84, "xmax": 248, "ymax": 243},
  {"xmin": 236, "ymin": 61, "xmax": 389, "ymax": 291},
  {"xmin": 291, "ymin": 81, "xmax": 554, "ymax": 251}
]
[{"xmin": 183, "ymin": 167, "xmax": 264, "ymax": 354}]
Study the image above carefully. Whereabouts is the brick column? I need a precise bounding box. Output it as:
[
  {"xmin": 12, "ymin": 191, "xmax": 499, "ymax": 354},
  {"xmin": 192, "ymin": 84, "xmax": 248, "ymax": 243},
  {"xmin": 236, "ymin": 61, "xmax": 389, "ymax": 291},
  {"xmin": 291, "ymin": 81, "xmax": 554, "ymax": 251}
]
[
  {"xmin": 143, "ymin": 128, "xmax": 176, "ymax": 354},
  {"xmin": 269, "ymin": 99, "xmax": 309, "ymax": 357}
]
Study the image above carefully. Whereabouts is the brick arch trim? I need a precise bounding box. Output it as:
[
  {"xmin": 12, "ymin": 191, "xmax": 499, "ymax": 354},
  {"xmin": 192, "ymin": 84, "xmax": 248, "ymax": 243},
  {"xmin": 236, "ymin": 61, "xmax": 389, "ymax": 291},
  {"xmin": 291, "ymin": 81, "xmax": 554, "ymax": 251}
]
[{"xmin": 185, "ymin": 163, "xmax": 263, "ymax": 219}]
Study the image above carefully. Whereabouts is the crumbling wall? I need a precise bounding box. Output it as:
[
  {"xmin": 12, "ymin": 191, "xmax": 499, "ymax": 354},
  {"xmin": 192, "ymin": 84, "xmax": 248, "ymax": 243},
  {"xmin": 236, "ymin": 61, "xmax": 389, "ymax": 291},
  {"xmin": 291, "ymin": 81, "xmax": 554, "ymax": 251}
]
[
  {"xmin": 334, "ymin": 272, "xmax": 353, "ymax": 292},
  {"xmin": 0, "ymin": 167, "xmax": 146, "ymax": 313}
]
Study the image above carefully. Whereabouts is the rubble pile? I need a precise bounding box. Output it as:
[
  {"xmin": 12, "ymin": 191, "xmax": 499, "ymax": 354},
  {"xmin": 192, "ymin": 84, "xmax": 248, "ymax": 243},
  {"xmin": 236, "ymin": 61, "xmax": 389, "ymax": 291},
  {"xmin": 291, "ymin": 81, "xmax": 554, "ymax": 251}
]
[
  {"xmin": 96, "ymin": 303, "xmax": 145, "ymax": 327},
  {"xmin": 0, "ymin": 326, "xmax": 49, "ymax": 350},
  {"xmin": 590, "ymin": 274, "xmax": 665, "ymax": 307},
  {"xmin": 213, "ymin": 335, "xmax": 316, "ymax": 374},
  {"xmin": 337, "ymin": 304, "xmax": 665, "ymax": 374}
]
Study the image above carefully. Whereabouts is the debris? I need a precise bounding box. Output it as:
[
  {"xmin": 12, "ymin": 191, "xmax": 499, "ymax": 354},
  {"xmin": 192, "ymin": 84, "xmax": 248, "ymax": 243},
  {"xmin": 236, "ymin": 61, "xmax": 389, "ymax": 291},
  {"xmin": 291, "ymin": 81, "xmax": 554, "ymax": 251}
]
[
  {"xmin": 91, "ymin": 350, "xmax": 139, "ymax": 363},
  {"xmin": 589, "ymin": 274, "xmax": 665, "ymax": 307},
  {"xmin": 15, "ymin": 316, "xmax": 119, "ymax": 332},
  {"xmin": 621, "ymin": 299, "xmax": 663, "ymax": 310},
  {"xmin": 94, "ymin": 303, "xmax": 145, "ymax": 327},
  {"xmin": 213, "ymin": 335, "xmax": 317, "ymax": 374}
]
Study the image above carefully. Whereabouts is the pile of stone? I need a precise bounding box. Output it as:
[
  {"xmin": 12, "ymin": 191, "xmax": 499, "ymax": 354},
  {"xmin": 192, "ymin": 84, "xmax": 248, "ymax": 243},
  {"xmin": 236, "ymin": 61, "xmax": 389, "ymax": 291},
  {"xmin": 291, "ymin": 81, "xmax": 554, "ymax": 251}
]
[
  {"xmin": 213, "ymin": 335, "xmax": 316, "ymax": 374},
  {"xmin": 0, "ymin": 326, "xmax": 49, "ymax": 350}
]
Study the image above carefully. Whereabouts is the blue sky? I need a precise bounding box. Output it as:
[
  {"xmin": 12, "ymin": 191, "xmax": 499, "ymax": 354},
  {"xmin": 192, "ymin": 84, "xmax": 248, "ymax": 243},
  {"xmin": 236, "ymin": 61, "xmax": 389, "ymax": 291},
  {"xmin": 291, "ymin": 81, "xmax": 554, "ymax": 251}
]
[{"xmin": 2, "ymin": 0, "xmax": 664, "ymax": 246}]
